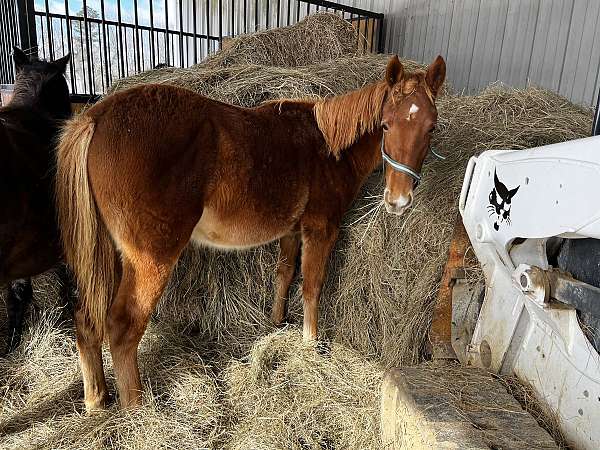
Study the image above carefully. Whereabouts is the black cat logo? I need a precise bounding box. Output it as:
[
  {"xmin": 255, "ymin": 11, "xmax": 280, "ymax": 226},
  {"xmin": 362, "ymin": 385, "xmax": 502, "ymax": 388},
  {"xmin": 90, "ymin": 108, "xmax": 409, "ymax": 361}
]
[{"xmin": 488, "ymin": 169, "xmax": 519, "ymax": 231}]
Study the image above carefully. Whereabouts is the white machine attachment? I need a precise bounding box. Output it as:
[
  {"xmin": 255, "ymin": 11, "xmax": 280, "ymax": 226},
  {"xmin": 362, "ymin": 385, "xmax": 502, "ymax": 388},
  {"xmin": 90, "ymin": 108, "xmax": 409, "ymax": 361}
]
[{"xmin": 459, "ymin": 135, "xmax": 600, "ymax": 450}]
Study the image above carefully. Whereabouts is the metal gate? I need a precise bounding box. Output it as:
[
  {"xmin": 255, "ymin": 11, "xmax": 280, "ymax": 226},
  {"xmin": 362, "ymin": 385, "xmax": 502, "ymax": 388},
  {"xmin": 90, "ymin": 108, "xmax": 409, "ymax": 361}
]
[{"xmin": 0, "ymin": 0, "xmax": 384, "ymax": 99}]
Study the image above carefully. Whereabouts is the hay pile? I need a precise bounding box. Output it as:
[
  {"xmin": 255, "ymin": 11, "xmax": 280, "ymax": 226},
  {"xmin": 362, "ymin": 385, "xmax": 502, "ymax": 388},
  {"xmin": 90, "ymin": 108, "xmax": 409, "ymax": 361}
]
[
  {"xmin": 202, "ymin": 13, "xmax": 360, "ymax": 68},
  {"xmin": 0, "ymin": 14, "xmax": 593, "ymax": 449},
  {"xmin": 109, "ymin": 54, "xmax": 425, "ymax": 106}
]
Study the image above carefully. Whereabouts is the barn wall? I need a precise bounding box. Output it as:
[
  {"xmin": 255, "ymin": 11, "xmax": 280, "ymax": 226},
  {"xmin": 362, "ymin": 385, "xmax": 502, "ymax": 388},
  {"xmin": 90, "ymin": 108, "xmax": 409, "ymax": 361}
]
[{"xmin": 379, "ymin": 0, "xmax": 600, "ymax": 106}]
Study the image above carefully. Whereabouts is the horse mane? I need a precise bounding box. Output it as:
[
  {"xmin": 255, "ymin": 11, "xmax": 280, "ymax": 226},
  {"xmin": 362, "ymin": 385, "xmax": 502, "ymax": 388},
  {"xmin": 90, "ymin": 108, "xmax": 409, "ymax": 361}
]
[
  {"xmin": 313, "ymin": 72, "xmax": 433, "ymax": 157},
  {"xmin": 313, "ymin": 81, "xmax": 388, "ymax": 157}
]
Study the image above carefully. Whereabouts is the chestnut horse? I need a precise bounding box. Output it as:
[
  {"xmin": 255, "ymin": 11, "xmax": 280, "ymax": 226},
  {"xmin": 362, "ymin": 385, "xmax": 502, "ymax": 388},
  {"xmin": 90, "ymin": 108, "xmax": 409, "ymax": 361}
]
[{"xmin": 56, "ymin": 55, "xmax": 445, "ymax": 410}]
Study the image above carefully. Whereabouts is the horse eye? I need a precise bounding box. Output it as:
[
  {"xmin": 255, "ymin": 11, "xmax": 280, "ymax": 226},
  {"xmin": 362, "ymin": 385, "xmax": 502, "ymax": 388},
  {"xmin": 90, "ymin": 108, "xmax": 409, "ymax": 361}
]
[{"xmin": 382, "ymin": 122, "xmax": 389, "ymax": 132}]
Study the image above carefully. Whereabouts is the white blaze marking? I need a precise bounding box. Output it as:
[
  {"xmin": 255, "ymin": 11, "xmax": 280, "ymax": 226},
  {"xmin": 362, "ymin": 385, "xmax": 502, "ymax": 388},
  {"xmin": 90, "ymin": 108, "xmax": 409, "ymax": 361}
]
[{"xmin": 407, "ymin": 103, "xmax": 419, "ymax": 120}]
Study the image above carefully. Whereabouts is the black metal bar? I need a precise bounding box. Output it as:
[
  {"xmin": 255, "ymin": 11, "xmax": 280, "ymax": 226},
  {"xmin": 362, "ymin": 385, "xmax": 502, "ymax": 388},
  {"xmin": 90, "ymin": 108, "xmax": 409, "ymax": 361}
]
[
  {"xmin": 296, "ymin": 0, "xmax": 300, "ymax": 23},
  {"xmin": 164, "ymin": 0, "xmax": 169, "ymax": 64},
  {"xmin": 254, "ymin": 0, "xmax": 258, "ymax": 30},
  {"xmin": 205, "ymin": 0, "xmax": 210, "ymax": 54},
  {"xmin": 300, "ymin": 0, "xmax": 383, "ymax": 19},
  {"xmin": 377, "ymin": 17, "xmax": 384, "ymax": 53},
  {"xmin": 244, "ymin": 0, "xmax": 247, "ymax": 33},
  {"xmin": 287, "ymin": 0, "xmax": 290, "ymax": 25},
  {"xmin": 266, "ymin": 0, "xmax": 270, "ymax": 28},
  {"xmin": 306, "ymin": 1, "xmax": 309, "ymax": 16},
  {"xmin": 17, "ymin": 0, "xmax": 38, "ymax": 57},
  {"xmin": 593, "ymin": 88, "xmax": 600, "ymax": 137},
  {"xmin": 192, "ymin": 0, "xmax": 197, "ymax": 64},
  {"xmin": 149, "ymin": 0, "xmax": 155, "ymax": 67},
  {"xmin": 179, "ymin": 0, "xmax": 184, "ymax": 66},
  {"xmin": 219, "ymin": 0, "xmax": 223, "ymax": 43},
  {"xmin": 276, "ymin": 0, "xmax": 280, "ymax": 27},
  {"xmin": 134, "ymin": 0, "xmax": 141, "ymax": 72},
  {"xmin": 231, "ymin": 0, "xmax": 234, "ymax": 37}
]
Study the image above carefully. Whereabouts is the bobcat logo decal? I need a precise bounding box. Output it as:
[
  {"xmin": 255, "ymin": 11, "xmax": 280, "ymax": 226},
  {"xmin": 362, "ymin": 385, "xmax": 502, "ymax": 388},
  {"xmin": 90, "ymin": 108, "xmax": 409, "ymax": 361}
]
[{"xmin": 488, "ymin": 169, "xmax": 519, "ymax": 231}]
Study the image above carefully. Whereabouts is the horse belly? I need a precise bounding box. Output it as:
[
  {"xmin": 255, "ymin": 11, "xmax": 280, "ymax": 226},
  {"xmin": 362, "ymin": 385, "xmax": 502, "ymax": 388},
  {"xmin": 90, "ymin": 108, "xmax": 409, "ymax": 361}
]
[{"xmin": 190, "ymin": 208, "xmax": 289, "ymax": 250}]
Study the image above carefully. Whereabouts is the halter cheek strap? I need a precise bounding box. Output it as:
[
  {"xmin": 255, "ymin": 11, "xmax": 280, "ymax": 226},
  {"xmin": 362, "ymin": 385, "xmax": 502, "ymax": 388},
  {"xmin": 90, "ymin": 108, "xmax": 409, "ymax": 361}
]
[{"xmin": 380, "ymin": 135, "xmax": 422, "ymax": 187}]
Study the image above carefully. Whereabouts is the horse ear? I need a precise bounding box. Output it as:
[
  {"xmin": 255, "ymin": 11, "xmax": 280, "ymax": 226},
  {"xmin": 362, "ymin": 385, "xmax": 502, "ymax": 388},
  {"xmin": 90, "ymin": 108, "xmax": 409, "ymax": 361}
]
[
  {"xmin": 508, "ymin": 185, "xmax": 520, "ymax": 199},
  {"xmin": 385, "ymin": 55, "xmax": 404, "ymax": 87},
  {"xmin": 12, "ymin": 46, "xmax": 29, "ymax": 71},
  {"xmin": 425, "ymin": 55, "xmax": 446, "ymax": 98},
  {"xmin": 52, "ymin": 53, "xmax": 71, "ymax": 74}
]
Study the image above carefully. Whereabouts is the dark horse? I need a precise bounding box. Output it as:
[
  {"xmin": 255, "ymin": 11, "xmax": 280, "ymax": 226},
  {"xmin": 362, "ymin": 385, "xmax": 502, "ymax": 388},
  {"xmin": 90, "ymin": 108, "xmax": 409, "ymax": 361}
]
[
  {"xmin": 56, "ymin": 55, "xmax": 445, "ymax": 410},
  {"xmin": 0, "ymin": 47, "xmax": 72, "ymax": 352}
]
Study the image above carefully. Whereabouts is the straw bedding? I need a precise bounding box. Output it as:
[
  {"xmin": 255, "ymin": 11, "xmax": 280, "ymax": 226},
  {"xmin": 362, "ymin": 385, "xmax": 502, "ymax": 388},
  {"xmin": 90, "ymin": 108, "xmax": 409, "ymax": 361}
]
[{"xmin": 0, "ymin": 13, "xmax": 592, "ymax": 450}]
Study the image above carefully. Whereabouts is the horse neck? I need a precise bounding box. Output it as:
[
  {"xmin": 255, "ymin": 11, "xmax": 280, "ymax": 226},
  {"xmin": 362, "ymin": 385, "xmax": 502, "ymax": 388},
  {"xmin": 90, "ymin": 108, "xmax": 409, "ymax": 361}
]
[
  {"xmin": 11, "ymin": 79, "xmax": 71, "ymax": 120},
  {"xmin": 344, "ymin": 129, "xmax": 383, "ymax": 179}
]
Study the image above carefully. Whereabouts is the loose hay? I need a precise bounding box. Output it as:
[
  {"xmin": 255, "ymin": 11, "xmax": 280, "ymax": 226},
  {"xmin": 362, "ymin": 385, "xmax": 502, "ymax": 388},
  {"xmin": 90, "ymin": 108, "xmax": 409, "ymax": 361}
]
[
  {"xmin": 0, "ymin": 36, "xmax": 594, "ymax": 450},
  {"xmin": 224, "ymin": 330, "xmax": 382, "ymax": 450}
]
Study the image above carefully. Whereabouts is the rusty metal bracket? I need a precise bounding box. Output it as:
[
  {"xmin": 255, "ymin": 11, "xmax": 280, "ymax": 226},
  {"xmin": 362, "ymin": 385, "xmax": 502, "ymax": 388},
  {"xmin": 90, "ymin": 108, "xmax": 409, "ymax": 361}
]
[{"xmin": 428, "ymin": 215, "xmax": 472, "ymax": 360}]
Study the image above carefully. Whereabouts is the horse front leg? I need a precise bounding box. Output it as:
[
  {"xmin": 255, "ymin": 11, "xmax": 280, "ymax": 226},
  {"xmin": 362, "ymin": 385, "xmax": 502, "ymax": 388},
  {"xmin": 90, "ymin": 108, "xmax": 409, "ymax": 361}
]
[
  {"xmin": 300, "ymin": 226, "xmax": 339, "ymax": 341},
  {"xmin": 272, "ymin": 233, "xmax": 301, "ymax": 326}
]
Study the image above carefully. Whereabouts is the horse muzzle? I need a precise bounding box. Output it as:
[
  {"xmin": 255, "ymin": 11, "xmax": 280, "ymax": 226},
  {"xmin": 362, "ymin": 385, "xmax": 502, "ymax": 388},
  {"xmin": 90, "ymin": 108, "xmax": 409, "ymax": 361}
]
[{"xmin": 384, "ymin": 189, "xmax": 413, "ymax": 216}]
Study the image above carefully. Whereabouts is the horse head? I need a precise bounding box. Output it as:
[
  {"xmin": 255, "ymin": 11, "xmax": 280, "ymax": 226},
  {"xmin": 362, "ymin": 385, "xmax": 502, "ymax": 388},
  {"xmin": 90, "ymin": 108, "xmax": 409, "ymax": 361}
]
[
  {"xmin": 380, "ymin": 55, "xmax": 446, "ymax": 215},
  {"xmin": 11, "ymin": 47, "xmax": 71, "ymax": 119}
]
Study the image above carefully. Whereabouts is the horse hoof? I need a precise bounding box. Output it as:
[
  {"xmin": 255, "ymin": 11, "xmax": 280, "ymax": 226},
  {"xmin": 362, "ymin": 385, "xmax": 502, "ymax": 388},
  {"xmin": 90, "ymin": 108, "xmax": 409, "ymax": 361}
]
[{"xmin": 85, "ymin": 393, "xmax": 110, "ymax": 414}]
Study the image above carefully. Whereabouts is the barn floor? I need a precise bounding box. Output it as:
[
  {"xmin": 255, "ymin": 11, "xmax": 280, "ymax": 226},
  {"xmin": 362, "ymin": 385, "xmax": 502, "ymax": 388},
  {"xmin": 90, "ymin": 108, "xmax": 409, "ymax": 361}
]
[{"xmin": 0, "ymin": 282, "xmax": 382, "ymax": 450}]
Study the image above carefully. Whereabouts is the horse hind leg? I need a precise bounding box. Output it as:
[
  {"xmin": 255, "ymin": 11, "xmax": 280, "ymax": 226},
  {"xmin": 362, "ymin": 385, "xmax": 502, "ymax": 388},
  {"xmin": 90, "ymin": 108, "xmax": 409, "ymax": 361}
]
[
  {"xmin": 4, "ymin": 278, "xmax": 32, "ymax": 353},
  {"xmin": 272, "ymin": 233, "xmax": 301, "ymax": 326},
  {"xmin": 107, "ymin": 247, "xmax": 178, "ymax": 408},
  {"xmin": 75, "ymin": 306, "xmax": 109, "ymax": 412}
]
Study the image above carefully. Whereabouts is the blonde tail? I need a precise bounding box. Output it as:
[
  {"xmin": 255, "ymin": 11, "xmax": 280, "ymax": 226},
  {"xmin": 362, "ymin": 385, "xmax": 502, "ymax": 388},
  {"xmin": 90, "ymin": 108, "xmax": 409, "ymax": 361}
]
[{"xmin": 56, "ymin": 114, "xmax": 116, "ymax": 336}]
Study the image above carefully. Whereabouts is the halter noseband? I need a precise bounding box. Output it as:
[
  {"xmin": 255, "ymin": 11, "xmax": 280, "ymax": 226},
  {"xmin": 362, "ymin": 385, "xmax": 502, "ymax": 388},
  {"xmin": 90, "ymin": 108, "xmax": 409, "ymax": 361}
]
[{"xmin": 380, "ymin": 136, "xmax": 422, "ymax": 186}]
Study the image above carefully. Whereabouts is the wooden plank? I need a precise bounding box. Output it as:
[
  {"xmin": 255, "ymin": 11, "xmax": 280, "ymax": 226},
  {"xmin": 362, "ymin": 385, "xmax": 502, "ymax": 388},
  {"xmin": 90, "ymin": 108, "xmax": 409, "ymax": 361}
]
[{"xmin": 381, "ymin": 363, "xmax": 559, "ymax": 450}]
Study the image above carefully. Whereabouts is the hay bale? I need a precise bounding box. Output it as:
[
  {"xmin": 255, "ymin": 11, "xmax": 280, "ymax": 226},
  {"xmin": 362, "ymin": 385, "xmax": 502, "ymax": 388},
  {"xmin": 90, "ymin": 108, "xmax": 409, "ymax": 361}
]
[
  {"xmin": 202, "ymin": 12, "xmax": 360, "ymax": 68},
  {"xmin": 224, "ymin": 330, "xmax": 383, "ymax": 450}
]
